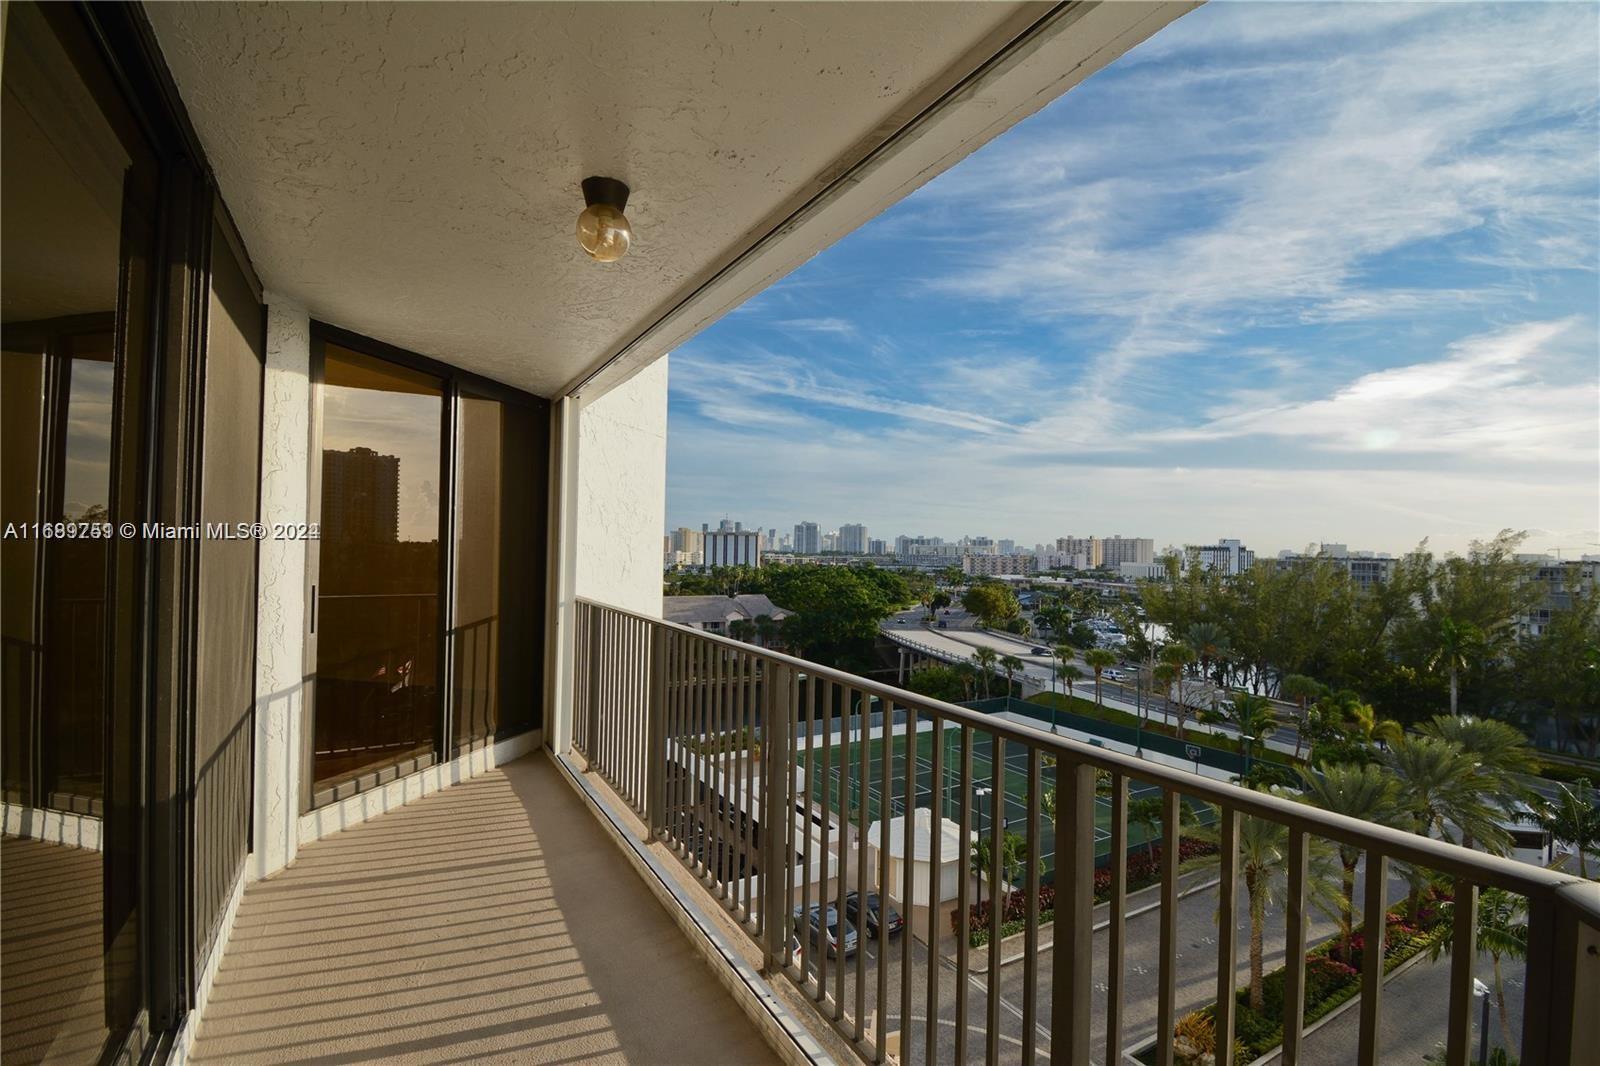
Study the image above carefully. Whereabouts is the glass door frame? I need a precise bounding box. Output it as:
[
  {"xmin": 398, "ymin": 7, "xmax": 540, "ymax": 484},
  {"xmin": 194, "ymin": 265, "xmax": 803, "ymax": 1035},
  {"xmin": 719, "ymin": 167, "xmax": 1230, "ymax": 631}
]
[
  {"xmin": 302, "ymin": 321, "xmax": 550, "ymax": 812},
  {"xmin": 304, "ymin": 325, "xmax": 454, "ymax": 810}
]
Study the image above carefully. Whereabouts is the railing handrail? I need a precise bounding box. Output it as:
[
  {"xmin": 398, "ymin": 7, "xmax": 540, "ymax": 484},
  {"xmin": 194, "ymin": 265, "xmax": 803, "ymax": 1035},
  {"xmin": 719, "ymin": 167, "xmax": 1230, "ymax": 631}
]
[{"xmin": 579, "ymin": 596, "xmax": 1584, "ymax": 900}]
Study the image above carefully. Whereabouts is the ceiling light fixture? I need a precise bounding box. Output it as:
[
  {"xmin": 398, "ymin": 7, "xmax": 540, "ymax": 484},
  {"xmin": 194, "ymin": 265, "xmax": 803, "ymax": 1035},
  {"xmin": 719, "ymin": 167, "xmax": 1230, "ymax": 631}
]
[{"xmin": 576, "ymin": 176, "xmax": 632, "ymax": 262}]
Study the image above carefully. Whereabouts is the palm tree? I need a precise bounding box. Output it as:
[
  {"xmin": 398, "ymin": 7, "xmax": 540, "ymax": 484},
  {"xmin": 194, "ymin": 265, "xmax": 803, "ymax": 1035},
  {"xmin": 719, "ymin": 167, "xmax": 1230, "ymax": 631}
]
[
  {"xmin": 999, "ymin": 654, "xmax": 1023, "ymax": 697},
  {"xmin": 1057, "ymin": 664, "xmax": 1085, "ymax": 708},
  {"xmin": 1198, "ymin": 797, "xmax": 1340, "ymax": 1011},
  {"xmin": 1128, "ymin": 795, "xmax": 1165, "ymax": 862},
  {"xmin": 1084, "ymin": 648, "xmax": 1117, "ymax": 706},
  {"xmin": 1417, "ymin": 715, "xmax": 1536, "ymax": 848},
  {"xmin": 1343, "ymin": 698, "xmax": 1403, "ymax": 750},
  {"xmin": 729, "ymin": 618, "xmax": 756, "ymax": 644},
  {"xmin": 1429, "ymin": 888, "xmax": 1527, "ymax": 1048},
  {"xmin": 1531, "ymin": 777, "xmax": 1600, "ymax": 877},
  {"xmin": 754, "ymin": 613, "xmax": 780, "ymax": 649},
  {"xmin": 1186, "ymin": 622, "xmax": 1230, "ymax": 687},
  {"xmin": 1427, "ymin": 616, "xmax": 1482, "ymax": 717},
  {"xmin": 972, "ymin": 648, "xmax": 999, "ymax": 698},
  {"xmin": 1280, "ymin": 674, "xmax": 1325, "ymax": 759},
  {"xmin": 1385, "ymin": 736, "xmax": 1510, "ymax": 912},
  {"xmin": 1159, "ymin": 642, "xmax": 1198, "ymax": 738},
  {"xmin": 1296, "ymin": 763, "xmax": 1400, "ymax": 954}
]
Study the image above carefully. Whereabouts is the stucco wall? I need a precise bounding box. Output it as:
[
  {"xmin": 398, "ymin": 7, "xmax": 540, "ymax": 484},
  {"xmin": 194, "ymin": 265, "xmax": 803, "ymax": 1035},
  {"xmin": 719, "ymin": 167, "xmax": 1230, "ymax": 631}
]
[
  {"xmin": 253, "ymin": 297, "xmax": 309, "ymax": 878},
  {"xmin": 574, "ymin": 356, "xmax": 668, "ymax": 618}
]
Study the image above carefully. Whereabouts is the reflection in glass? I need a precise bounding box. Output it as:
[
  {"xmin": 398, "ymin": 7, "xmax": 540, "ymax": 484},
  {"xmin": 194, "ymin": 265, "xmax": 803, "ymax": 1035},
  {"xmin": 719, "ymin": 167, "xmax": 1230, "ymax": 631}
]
[
  {"xmin": 1, "ymin": 2, "xmax": 152, "ymax": 1058},
  {"xmin": 313, "ymin": 345, "xmax": 442, "ymax": 794}
]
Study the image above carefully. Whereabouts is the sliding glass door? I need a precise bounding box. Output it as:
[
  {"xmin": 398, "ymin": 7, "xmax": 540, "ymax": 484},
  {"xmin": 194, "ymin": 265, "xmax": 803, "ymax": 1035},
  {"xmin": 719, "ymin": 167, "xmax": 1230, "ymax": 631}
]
[
  {"xmin": 305, "ymin": 333, "xmax": 549, "ymax": 808},
  {"xmin": 307, "ymin": 344, "xmax": 445, "ymax": 805},
  {"xmin": 1, "ymin": 3, "xmax": 160, "ymax": 1058}
]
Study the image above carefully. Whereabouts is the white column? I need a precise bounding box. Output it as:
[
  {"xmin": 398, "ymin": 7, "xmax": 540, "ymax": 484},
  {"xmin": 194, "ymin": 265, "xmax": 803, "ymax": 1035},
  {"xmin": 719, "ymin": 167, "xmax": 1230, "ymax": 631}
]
[
  {"xmin": 545, "ymin": 395, "xmax": 580, "ymax": 756},
  {"xmin": 252, "ymin": 297, "xmax": 310, "ymax": 879}
]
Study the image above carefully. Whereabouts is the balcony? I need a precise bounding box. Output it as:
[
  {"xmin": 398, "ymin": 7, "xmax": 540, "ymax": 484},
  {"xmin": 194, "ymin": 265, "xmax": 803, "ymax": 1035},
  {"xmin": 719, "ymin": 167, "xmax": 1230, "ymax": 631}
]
[
  {"xmin": 557, "ymin": 598, "xmax": 1599, "ymax": 1066},
  {"xmin": 184, "ymin": 754, "xmax": 778, "ymax": 1064}
]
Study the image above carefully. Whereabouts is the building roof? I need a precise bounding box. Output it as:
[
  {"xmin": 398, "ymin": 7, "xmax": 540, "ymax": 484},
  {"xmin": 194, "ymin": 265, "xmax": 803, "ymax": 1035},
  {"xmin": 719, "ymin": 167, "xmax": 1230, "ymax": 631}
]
[{"xmin": 663, "ymin": 594, "xmax": 790, "ymax": 627}]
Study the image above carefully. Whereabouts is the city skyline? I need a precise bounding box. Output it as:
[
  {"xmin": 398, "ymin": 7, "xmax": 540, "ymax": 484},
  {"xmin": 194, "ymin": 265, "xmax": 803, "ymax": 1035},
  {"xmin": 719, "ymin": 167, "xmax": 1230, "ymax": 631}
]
[{"xmin": 665, "ymin": 1, "xmax": 1599, "ymax": 560}]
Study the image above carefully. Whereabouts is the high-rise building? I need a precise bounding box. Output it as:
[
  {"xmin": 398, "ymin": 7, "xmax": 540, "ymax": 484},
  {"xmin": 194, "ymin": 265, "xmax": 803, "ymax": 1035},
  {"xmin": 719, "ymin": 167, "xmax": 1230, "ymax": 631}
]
[
  {"xmin": 1189, "ymin": 539, "xmax": 1254, "ymax": 575},
  {"xmin": 998, "ymin": 539, "xmax": 1016, "ymax": 555},
  {"xmin": 868, "ymin": 538, "xmax": 886, "ymax": 556},
  {"xmin": 793, "ymin": 521, "xmax": 821, "ymax": 554},
  {"xmin": 962, "ymin": 553, "xmax": 1034, "ymax": 576},
  {"xmin": 839, "ymin": 523, "xmax": 869, "ymax": 554},
  {"xmin": 322, "ymin": 446, "xmax": 399, "ymax": 543},
  {"xmin": 1101, "ymin": 535, "xmax": 1154, "ymax": 567},
  {"xmin": 704, "ymin": 529, "xmax": 762, "ymax": 568},
  {"xmin": 1055, "ymin": 535, "xmax": 1102, "ymax": 568},
  {"xmin": 1274, "ymin": 543, "xmax": 1395, "ymax": 592}
]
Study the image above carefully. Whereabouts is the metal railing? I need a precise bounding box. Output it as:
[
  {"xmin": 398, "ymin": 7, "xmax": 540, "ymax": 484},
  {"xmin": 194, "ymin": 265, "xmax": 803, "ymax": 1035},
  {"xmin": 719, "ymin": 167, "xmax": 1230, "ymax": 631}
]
[{"xmin": 571, "ymin": 598, "xmax": 1598, "ymax": 1066}]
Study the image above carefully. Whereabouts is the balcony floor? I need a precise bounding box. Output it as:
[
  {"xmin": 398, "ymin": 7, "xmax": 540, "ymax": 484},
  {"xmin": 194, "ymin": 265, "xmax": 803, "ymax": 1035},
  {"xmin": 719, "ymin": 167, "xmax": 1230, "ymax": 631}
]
[{"xmin": 189, "ymin": 752, "xmax": 777, "ymax": 1064}]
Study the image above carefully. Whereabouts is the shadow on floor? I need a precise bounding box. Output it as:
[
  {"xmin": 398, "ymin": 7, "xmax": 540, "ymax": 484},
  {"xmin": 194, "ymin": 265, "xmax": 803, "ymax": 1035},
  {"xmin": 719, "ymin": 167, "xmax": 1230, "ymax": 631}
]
[
  {"xmin": 1, "ymin": 835, "xmax": 109, "ymax": 1065},
  {"xmin": 189, "ymin": 752, "xmax": 777, "ymax": 1064}
]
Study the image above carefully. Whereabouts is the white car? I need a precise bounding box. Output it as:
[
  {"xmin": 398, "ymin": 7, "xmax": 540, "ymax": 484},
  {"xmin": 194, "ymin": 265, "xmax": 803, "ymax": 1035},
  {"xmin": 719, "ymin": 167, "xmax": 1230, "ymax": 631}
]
[{"xmin": 1104, "ymin": 669, "xmax": 1126, "ymax": 682}]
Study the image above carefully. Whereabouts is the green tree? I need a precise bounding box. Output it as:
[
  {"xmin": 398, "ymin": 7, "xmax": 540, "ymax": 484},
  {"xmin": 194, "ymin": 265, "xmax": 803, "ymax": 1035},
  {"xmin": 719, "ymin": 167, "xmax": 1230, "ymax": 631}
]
[
  {"xmin": 1211, "ymin": 693, "xmax": 1278, "ymax": 761},
  {"xmin": 1530, "ymin": 777, "xmax": 1600, "ymax": 878},
  {"xmin": 1084, "ymin": 648, "xmax": 1118, "ymax": 706},
  {"xmin": 1385, "ymin": 736, "xmax": 1511, "ymax": 912},
  {"xmin": 754, "ymin": 613, "xmax": 780, "ymax": 649},
  {"xmin": 999, "ymin": 654, "xmax": 1024, "ymax": 696},
  {"xmin": 1127, "ymin": 795, "xmax": 1166, "ymax": 862},
  {"xmin": 905, "ymin": 663, "xmax": 967, "ymax": 703},
  {"xmin": 1429, "ymin": 888, "xmax": 1527, "ymax": 1049},
  {"xmin": 729, "ymin": 618, "xmax": 756, "ymax": 644},
  {"xmin": 1516, "ymin": 588, "xmax": 1600, "ymax": 757},
  {"xmin": 1159, "ymin": 642, "xmax": 1198, "ymax": 739},
  {"xmin": 1296, "ymin": 763, "xmax": 1401, "ymax": 954},
  {"xmin": 768, "ymin": 565, "xmax": 900, "ymax": 668},
  {"xmin": 972, "ymin": 647, "xmax": 999, "ymax": 698},
  {"xmin": 1416, "ymin": 715, "xmax": 1536, "ymax": 847},
  {"xmin": 1057, "ymin": 663, "xmax": 1084, "ymax": 706},
  {"xmin": 962, "ymin": 582, "xmax": 1022, "ymax": 627},
  {"xmin": 1280, "ymin": 673, "xmax": 1326, "ymax": 760},
  {"xmin": 1186, "ymin": 621, "xmax": 1231, "ymax": 687},
  {"xmin": 1426, "ymin": 617, "xmax": 1484, "ymax": 718},
  {"xmin": 1197, "ymin": 797, "xmax": 1341, "ymax": 1011}
]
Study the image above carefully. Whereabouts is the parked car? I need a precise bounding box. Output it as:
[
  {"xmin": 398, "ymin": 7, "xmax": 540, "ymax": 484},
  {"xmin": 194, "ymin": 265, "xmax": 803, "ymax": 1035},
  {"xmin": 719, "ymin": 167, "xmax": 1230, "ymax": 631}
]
[
  {"xmin": 844, "ymin": 891, "xmax": 904, "ymax": 939},
  {"xmin": 793, "ymin": 904, "xmax": 858, "ymax": 958}
]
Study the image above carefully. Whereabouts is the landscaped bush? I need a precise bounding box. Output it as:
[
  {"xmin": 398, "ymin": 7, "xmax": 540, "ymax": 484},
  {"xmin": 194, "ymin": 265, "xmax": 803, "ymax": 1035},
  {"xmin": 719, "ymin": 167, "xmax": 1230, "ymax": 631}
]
[
  {"xmin": 955, "ymin": 841, "xmax": 1220, "ymax": 947},
  {"xmin": 1148, "ymin": 895, "xmax": 1451, "ymax": 1064}
]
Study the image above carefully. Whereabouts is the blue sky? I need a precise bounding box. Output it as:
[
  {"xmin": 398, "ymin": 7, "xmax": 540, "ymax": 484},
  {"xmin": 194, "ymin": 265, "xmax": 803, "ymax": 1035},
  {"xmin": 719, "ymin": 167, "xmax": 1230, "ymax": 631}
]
[{"xmin": 666, "ymin": 2, "xmax": 1599, "ymax": 558}]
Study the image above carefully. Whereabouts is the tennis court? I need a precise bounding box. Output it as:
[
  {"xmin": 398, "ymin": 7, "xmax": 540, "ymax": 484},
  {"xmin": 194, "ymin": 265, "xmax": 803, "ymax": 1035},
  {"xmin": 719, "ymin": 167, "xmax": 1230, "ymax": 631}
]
[{"xmin": 796, "ymin": 717, "xmax": 1209, "ymax": 878}]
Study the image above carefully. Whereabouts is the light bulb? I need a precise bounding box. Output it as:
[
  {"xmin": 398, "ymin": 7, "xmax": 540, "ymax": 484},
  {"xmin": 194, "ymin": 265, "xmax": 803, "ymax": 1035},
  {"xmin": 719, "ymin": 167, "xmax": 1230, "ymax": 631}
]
[{"xmin": 576, "ymin": 202, "xmax": 632, "ymax": 262}]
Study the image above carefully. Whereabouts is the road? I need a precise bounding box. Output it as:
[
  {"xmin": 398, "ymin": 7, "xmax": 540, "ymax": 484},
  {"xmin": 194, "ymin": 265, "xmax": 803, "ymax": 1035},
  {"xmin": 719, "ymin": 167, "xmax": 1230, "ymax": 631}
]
[
  {"xmin": 790, "ymin": 855, "xmax": 1430, "ymax": 1065},
  {"xmin": 883, "ymin": 609, "xmax": 1304, "ymax": 756}
]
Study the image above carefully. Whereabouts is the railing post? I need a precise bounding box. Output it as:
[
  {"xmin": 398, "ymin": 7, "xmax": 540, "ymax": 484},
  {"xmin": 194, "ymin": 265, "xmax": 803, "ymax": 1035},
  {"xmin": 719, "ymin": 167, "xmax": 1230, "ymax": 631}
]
[
  {"xmin": 1050, "ymin": 758, "xmax": 1094, "ymax": 1065},
  {"xmin": 761, "ymin": 662, "xmax": 793, "ymax": 974},
  {"xmin": 1522, "ymin": 880, "xmax": 1600, "ymax": 1065},
  {"xmin": 645, "ymin": 622, "xmax": 668, "ymax": 840},
  {"xmin": 584, "ymin": 604, "xmax": 601, "ymax": 770}
]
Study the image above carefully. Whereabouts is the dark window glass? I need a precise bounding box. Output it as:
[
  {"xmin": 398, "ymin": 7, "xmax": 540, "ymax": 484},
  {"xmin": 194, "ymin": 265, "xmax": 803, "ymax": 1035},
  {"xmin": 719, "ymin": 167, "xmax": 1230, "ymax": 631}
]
[
  {"xmin": 312, "ymin": 345, "xmax": 442, "ymax": 795},
  {"xmin": 1, "ymin": 2, "xmax": 158, "ymax": 1057},
  {"xmin": 449, "ymin": 396, "xmax": 545, "ymax": 745},
  {"xmin": 451, "ymin": 395, "xmax": 501, "ymax": 745}
]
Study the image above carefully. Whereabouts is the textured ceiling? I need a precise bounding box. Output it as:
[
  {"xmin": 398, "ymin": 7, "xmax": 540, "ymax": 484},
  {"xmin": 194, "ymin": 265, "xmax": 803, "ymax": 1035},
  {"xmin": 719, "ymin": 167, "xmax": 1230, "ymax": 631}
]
[{"xmin": 145, "ymin": 2, "xmax": 1049, "ymax": 397}]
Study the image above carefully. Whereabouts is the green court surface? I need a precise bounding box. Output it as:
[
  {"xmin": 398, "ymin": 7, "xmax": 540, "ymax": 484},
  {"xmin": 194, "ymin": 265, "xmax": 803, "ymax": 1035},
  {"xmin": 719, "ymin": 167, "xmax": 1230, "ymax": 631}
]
[{"xmin": 794, "ymin": 719, "xmax": 1211, "ymax": 879}]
